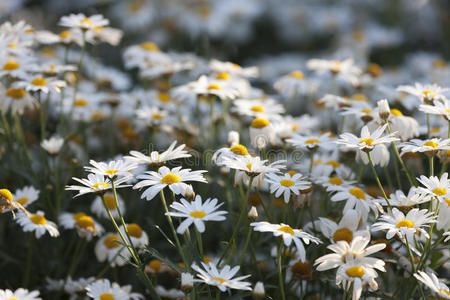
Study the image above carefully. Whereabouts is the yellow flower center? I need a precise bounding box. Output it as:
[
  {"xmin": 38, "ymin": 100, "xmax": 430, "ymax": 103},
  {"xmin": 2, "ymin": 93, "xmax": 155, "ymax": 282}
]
[
  {"xmin": 104, "ymin": 195, "xmax": 116, "ymax": 209},
  {"xmin": 81, "ymin": 17, "xmax": 93, "ymax": 26},
  {"xmin": 31, "ymin": 77, "xmax": 47, "ymax": 86},
  {"xmin": 8, "ymin": 43, "xmax": 15, "ymax": 48},
  {"xmin": 6, "ymin": 88, "xmax": 26, "ymax": 99},
  {"xmin": 215, "ymin": 72, "xmax": 230, "ymax": 80},
  {"xmin": 346, "ymin": 266, "xmax": 364, "ymax": 278},
  {"xmin": 305, "ymin": 138, "xmax": 320, "ymax": 144},
  {"xmin": 246, "ymin": 163, "xmax": 252, "ymax": 170},
  {"xmin": 105, "ymin": 169, "xmax": 118, "ymax": 175},
  {"xmin": 359, "ymin": 138, "xmax": 374, "ymax": 146},
  {"xmin": 76, "ymin": 215, "xmax": 95, "ymax": 230},
  {"xmin": 432, "ymin": 187, "xmax": 447, "ymax": 196},
  {"xmin": 438, "ymin": 289, "xmax": 450, "ymax": 296},
  {"xmin": 352, "ymin": 94, "xmax": 367, "ymax": 101},
  {"xmin": 280, "ymin": 179, "xmax": 295, "ymax": 187},
  {"xmin": 103, "ymin": 234, "xmax": 120, "ymax": 249},
  {"xmin": 129, "ymin": 0, "xmax": 144, "ymax": 12},
  {"xmin": 289, "ymin": 70, "xmax": 304, "ymax": 79},
  {"xmin": 277, "ymin": 225, "xmax": 295, "ymax": 235},
  {"xmin": 99, "ymin": 293, "xmax": 115, "ymax": 300},
  {"xmin": 16, "ymin": 197, "xmax": 28, "ymax": 205},
  {"xmin": 250, "ymin": 105, "xmax": 265, "ymax": 113},
  {"xmin": 251, "ymin": 118, "xmax": 269, "ymax": 128},
  {"xmin": 0, "ymin": 189, "xmax": 14, "ymax": 202},
  {"xmin": 211, "ymin": 277, "xmax": 226, "ymax": 284},
  {"xmin": 8, "ymin": 297, "xmax": 19, "ymax": 300},
  {"xmin": 390, "ymin": 109, "xmax": 403, "ymax": 116},
  {"xmin": 291, "ymin": 261, "xmax": 312, "ymax": 276},
  {"xmin": 3, "ymin": 61, "xmax": 19, "ymax": 70},
  {"xmin": 444, "ymin": 198, "xmax": 450, "ymax": 206},
  {"xmin": 148, "ymin": 259, "xmax": 162, "ymax": 271},
  {"xmin": 91, "ymin": 182, "xmax": 109, "ymax": 189},
  {"xmin": 361, "ymin": 109, "xmax": 372, "ymax": 113},
  {"xmin": 328, "ymin": 177, "xmax": 344, "ymax": 185},
  {"xmin": 325, "ymin": 160, "xmax": 340, "ymax": 168},
  {"xmin": 287, "ymin": 170, "xmax": 298, "ymax": 177},
  {"xmin": 423, "ymin": 90, "xmax": 435, "ymax": 98},
  {"xmin": 74, "ymin": 99, "xmax": 88, "ymax": 107},
  {"xmin": 73, "ymin": 212, "xmax": 87, "ymax": 220},
  {"xmin": 207, "ymin": 84, "xmax": 221, "ymax": 90},
  {"xmin": 190, "ymin": 211, "xmax": 207, "ymax": 218},
  {"xmin": 349, "ymin": 188, "xmax": 366, "ymax": 200},
  {"xmin": 333, "ymin": 228, "xmax": 353, "ymax": 243},
  {"xmin": 161, "ymin": 173, "xmax": 181, "ymax": 185},
  {"xmin": 59, "ymin": 30, "xmax": 71, "ymax": 38},
  {"xmin": 30, "ymin": 214, "xmax": 47, "ymax": 225},
  {"xmin": 140, "ymin": 42, "xmax": 159, "ymax": 51},
  {"xmin": 433, "ymin": 59, "xmax": 447, "ymax": 68},
  {"xmin": 424, "ymin": 141, "xmax": 439, "ymax": 148},
  {"xmin": 158, "ymin": 92, "xmax": 171, "ymax": 102},
  {"xmin": 230, "ymin": 144, "xmax": 249, "ymax": 156},
  {"xmin": 396, "ymin": 219, "xmax": 415, "ymax": 228},
  {"xmin": 127, "ymin": 223, "xmax": 143, "ymax": 238},
  {"xmin": 152, "ymin": 113, "xmax": 163, "ymax": 120}
]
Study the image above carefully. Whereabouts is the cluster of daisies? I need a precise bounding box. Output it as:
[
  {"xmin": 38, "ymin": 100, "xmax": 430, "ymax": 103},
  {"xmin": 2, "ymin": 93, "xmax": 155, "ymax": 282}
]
[{"xmin": 0, "ymin": 5, "xmax": 449, "ymax": 300}]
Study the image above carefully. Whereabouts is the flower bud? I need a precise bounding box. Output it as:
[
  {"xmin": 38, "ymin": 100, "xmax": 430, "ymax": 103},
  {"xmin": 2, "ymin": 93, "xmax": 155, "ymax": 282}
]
[
  {"xmin": 228, "ymin": 131, "xmax": 240, "ymax": 146},
  {"xmin": 377, "ymin": 99, "xmax": 390, "ymax": 121},
  {"xmin": 248, "ymin": 206, "xmax": 258, "ymax": 221},
  {"xmin": 252, "ymin": 281, "xmax": 265, "ymax": 299},
  {"xmin": 181, "ymin": 272, "xmax": 194, "ymax": 293},
  {"xmin": 183, "ymin": 185, "xmax": 195, "ymax": 200}
]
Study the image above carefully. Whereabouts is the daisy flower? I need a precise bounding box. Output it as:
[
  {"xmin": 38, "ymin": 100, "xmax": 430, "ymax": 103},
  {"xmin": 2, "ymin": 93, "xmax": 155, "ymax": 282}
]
[
  {"xmin": 95, "ymin": 233, "xmax": 129, "ymax": 267},
  {"xmin": 59, "ymin": 14, "xmax": 109, "ymax": 32},
  {"xmin": 212, "ymin": 143, "xmax": 251, "ymax": 165},
  {"xmin": 0, "ymin": 288, "xmax": 41, "ymax": 300},
  {"xmin": 41, "ymin": 136, "xmax": 64, "ymax": 156},
  {"xmin": 331, "ymin": 186, "xmax": 378, "ymax": 221},
  {"xmin": 125, "ymin": 141, "xmax": 191, "ymax": 168},
  {"xmin": 335, "ymin": 260, "xmax": 381, "ymax": 300},
  {"xmin": 135, "ymin": 106, "xmax": 169, "ymax": 127},
  {"xmin": 374, "ymin": 187, "xmax": 431, "ymax": 208},
  {"xmin": 399, "ymin": 138, "xmax": 450, "ymax": 156},
  {"xmin": 155, "ymin": 286, "xmax": 185, "ymax": 299},
  {"xmin": 191, "ymin": 262, "xmax": 252, "ymax": 292},
  {"xmin": 314, "ymin": 175, "xmax": 356, "ymax": 192},
  {"xmin": 274, "ymin": 70, "xmax": 310, "ymax": 98},
  {"xmin": 118, "ymin": 223, "xmax": 149, "ymax": 247},
  {"xmin": 286, "ymin": 132, "xmax": 335, "ymax": 151},
  {"xmin": 191, "ymin": 75, "xmax": 240, "ymax": 100},
  {"xmin": 66, "ymin": 174, "xmax": 131, "ymax": 197},
  {"xmin": 307, "ymin": 58, "xmax": 362, "ymax": 86},
  {"xmin": 0, "ymin": 85, "xmax": 37, "ymax": 115},
  {"xmin": 397, "ymin": 82, "xmax": 448, "ymax": 103},
  {"xmin": 84, "ymin": 159, "xmax": 137, "ymax": 180},
  {"xmin": 336, "ymin": 124, "xmax": 399, "ymax": 152},
  {"xmin": 251, "ymin": 221, "xmax": 321, "ymax": 261},
  {"xmin": 16, "ymin": 210, "xmax": 59, "ymax": 238},
  {"xmin": 371, "ymin": 208, "xmax": 435, "ymax": 242},
  {"xmin": 91, "ymin": 193, "xmax": 125, "ymax": 220},
  {"xmin": 133, "ymin": 166, "xmax": 207, "ymax": 201},
  {"xmin": 209, "ymin": 59, "xmax": 258, "ymax": 78},
  {"xmin": 86, "ymin": 279, "xmax": 143, "ymax": 300},
  {"xmin": 417, "ymin": 173, "xmax": 450, "ymax": 202},
  {"xmin": 12, "ymin": 186, "xmax": 39, "ymax": 208},
  {"xmin": 15, "ymin": 75, "xmax": 66, "ymax": 94},
  {"xmin": 166, "ymin": 195, "xmax": 227, "ymax": 234},
  {"xmin": 419, "ymin": 98, "xmax": 450, "ymax": 121},
  {"xmin": 318, "ymin": 209, "xmax": 369, "ymax": 243},
  {"xmin": 59, "ymin": 212, "xmax": 103, "ymax": 240},
  {"xmin": 265, "ymin": 172, "xmax": 311, "ymax": 203},
  {"xmin": 414, "ymin": 271, "xmax": 450, "ymax": 300},
  {"xmin": 437, "ymin": 196, "xmax": 450, "ymax": 231},
  {"xmin": 232, "ymin": 98, "xmax": 284, "ymax": 120}
]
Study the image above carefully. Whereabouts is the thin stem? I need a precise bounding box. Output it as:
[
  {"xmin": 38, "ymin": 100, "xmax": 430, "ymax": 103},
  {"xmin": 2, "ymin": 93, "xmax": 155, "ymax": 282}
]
[
  {"xmin": 367, "ymin": 152, "xmax": 392, "ymax": 210},
  {"xmin": 429, "ymin": 156, "xmax": 434, "ymax": 177},
  {"xmin": 237, "ymin": 227, "xmax": 252, "ymax": 265},
  {"xmin": 195, "ymin": 228, "xmax": 204, "ymax": 259},
  {"xmin": 277, "ymin": 242, "xmax": 286, "ymax": 300},
  {"xmin": 386, "ymin": 124, "xmax": 416, "ymax": 186},
  {"xmin": 209, "ymin": 96, "xmax": 215, "ymax": 148},
  {"xmin": 426, "ymin": 114, "xmax": 430, "ymax": 138}
]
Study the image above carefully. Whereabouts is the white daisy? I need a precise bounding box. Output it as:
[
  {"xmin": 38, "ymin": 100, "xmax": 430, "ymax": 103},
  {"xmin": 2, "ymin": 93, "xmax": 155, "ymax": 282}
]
[
  {"xmin": 399, "ymin": 138, "xmax": 450, "ymax": 156},
  {"xmin": 331, "ymin": 186, "xmax": 378, "ymax": 221},
  {"xmin": 95, "ymin": 233, "xmax": 129, "ymax": 267},
  {"xmin": 265, "ymin": 172, "xmax": 311, "ymax": 203},
  {"xmin": 417, "ymin": 173, "xmax": 450, "ymax": 202},
  {"xmin": 84, "ymin": 159, "xmax": 137, "ymax": 180},
  {"xmin": 133, "ymin": 166, "xmax": 207, "ymax": 201},
  {"xmin": 336, "ymin": 124, "xmax": 399, "ymax": 152},
  {"xmin": 335, "ymin": 260, "xmax": 381, "ymax": 300},
  {"xmin": 232, "ymin": 98, "xmax": 284, "ymax": 120},
  {"xmin": 397, "ymin": 82, "xmax": 449, "ymax": 103},
  {"xmin": 419, "ymin": 98, "xmax": 450, "ymax": 121},
  {"xmin": 250, "ymin": 221, "xmax": 321, "ymax": 261},
  {"xmin": 209, "ymin": 59, "xmax": 258, "ymax": 78},
  {"xmin": 0, "ymin": 288, "xmax": 41, "ymax": 300},
  {"xmin": 307, "ymin": 58, "xmax": 362, "ymax": 86},
  {"xmin": 212, "ymin": 144, "xmax": 251, "ymax": 165},
  {"xmin": 286, "ymin": 132, "xmax": 335, "ymax": 151},
  {"xmin": 249, "ymin": 117, "xmax": 275, "ymax": 149},
  {"xmin": 12, "ymin": 186, "xmax": 39, "ymax": 208},
  {"xmin": 414, "ymin": 271, "xmax": 450, "ymax": 300},
  {"xmin": 15, "ymin": 76, "xmax": 66, "ymax": 94},
  {"xmin": 16, "ymin": 210, "xmax": 59, "ymax": 238},
  {"xmin": 59, "ymin": 212, "xmax": 103, "ymax": 240},
  {"xmin": 374, "ymin": 187, "xmax": 431, "ymax": 208},
  {"xmin": 66, "ymin": 174, "xmax": 131, "ymax": 197},
  {"xmin": 318, "ymin": 209, "xmax": 370, "ymax": 244},
  {"xmin": 91, "ymin": 193, "xmax": 125, "ymax": 220},
  {"xmin": 41, "ymin": 136, "xmax": 64, "ymax": 155},
  {"xmin": 274, "ymin": 70, "xmax": 310, "ymax": 98},
  {"xmin": 59, "ymin": 14, "xmax": 109, "ymax": 32},
  {"xmin": 0, "ymin": 85, "xmax": 37, "ymax": 115},
  {"xmin": 166, "ymin": 195, "xmax": 227, "ymax": 234},
  {"xmin": 191, "ymin": 75, "xmax": 240, "ymax": 100},
  {"xmin": 191, "ymin": 262, "xmax": 252, "ymax": 292},
  {"xmin": 125, "ymin": 141, "xmax": 191, "ymax": 168},
  {"xmin": 85, "ymin": 279, "xmax": 131, "ymax": 300},
  {"xmin": 118, "ymin": 223, "xmax": 149, "ymax": 247}
]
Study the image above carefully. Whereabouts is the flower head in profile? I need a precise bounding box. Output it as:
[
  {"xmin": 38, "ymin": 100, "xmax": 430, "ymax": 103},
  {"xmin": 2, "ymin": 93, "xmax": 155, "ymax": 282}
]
[
  {"xmin": 41, "ymin": 136, "xmax": 64, "ymax": 156},
  {"xmin": 397, "ymin": 82, "xmax": 448, "ymax": 103},
  {"xmin": 337, "ymin": 124, "xmax": 399, "ymax": 152},
  {"xmin": 133, "ymin": 166, "xmax": 207, "ymax": 201},
  {"xmin": 166, "ymin": 195, "xmax": 227, "ymax": 234},
  {"xmin": 414, "ymin": 271, "xmax": 450, "ymax": 300},
  {"xmin": 66, "ymin": 174, "xmax": 131, "ymax": 197},
  {"xmin": 16, "ymin": 210, "xmax": 59, "ymax": 238},
  {"xmin": 191, "ymin": 262, "xmax": 251, "ymax": 292},
  {"xmin": 84, "ymin": 159, "xmax": 137, "ymax": 180},
  {"xmin": 86, "ymin": 278, "xmax": 143, "ymax": 300},
  {"xmin": 419, "ymin": 98, "xmax": 450, "ymax": 121},
  {"xmin": 318, "ymin": 209, "xmax": 369, "ymax": 244},
  {"xmin": 59, "ymin": 13, "xmax": 109, "ymax": 31},
  {"xmin": 286, "ymin": 132, "xmax": 335, "ymax": 151},
  {"xmin": 59, "ymin": 212, "xmax": 104, "ymax": 240},
  {"xmin": 399, "ymin": 138, "xmax": 450, "ymax": 156},
  {"xmin": 125, "ymin": 141, "xmax": 191, "ymax": 168},
  {"xmin": 0, "ymin": 288, "xmax": 41, "ymax": 300}
]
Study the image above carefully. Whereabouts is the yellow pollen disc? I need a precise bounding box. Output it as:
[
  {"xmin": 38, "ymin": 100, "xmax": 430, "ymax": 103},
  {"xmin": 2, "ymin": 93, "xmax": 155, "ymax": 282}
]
[
  {"xmin": 367, "ymin": 63, "xmax": 382, "ymax": 77},
  {"xmin": 190, "ymin": 211, "xmax": 207, "ymax": 218},
  {"xmin": 81, "ymin": 17, "xmax": 93, "ymax": 26},
  {"xmin": 230, "ymin": 144, "xmax": 249, "ymax": 156},
  {"xmin": 127, "ymin": 223, "xmax": 143, "ymax": 238},
  {"xmin": 349, "ymin": 188, "xmax": 366, "ymax": 200},
  {"xmin": 280, "ymin": 179, "xmax": 295, "ymax": 187},
  {"xmin": 161, "ymin": 173, "xmax": 181, "ymax": 184},
  {"xmin": 16, "ymin": 197, "xmax": 28, "ymax": 205},
  {"xmin": 215, "ymin": 72, "xmax": 230, "ymax": 80},
  {"xmin": 140, "ymin": 42, "xmax": 159, "ymax": 51},
  {"xmin": 432, "ymin": 187, "xmax": 447, "ymax": 196},
  {"xmin": 396, "ymin": 219, "xmax": 414, "ymax": 228},
  {"xmin": 203, "ymin": 256, "xmax": 213, "ymax": 263},
  {"xmin": 251, "ymin": 118, "xmax": 269, "ymax": 128},
  {"xmin": 287, "ymin": 170, "xmax": 298, "ymax": 177},
  {"xmin": 0, "ymin": 189, "xmax": 13, "ymax": 202},
  {"xmin": 326, "ymin": 160, "xmax": 340, "ymax": 168},
  {"xmin": 305, "ymin": 138, "xmax": 320, "ymax": 144},
  {"xmin": 250, "ymin": 105, "xmax": 265, "ymax": 113},
  {"xmin": 328, "ymin": 177, "xmax": 344, "ymax": 185},
  {"xmin": 431, "ymin": 128, "xmax": 441, "ymax": 133},
  {"xmin": 277, "ymin": 225, "xmax": 295, "ymax": 235},
  {"xmin": 211, "ymin": 277, "xmax": 226, "ymax": 284},
  {"xmin": 31, "ymin": 77, "xmax": 47, "ymax": 86},
  {"xmin": 76, "ymin": 216, "xmax": 95, "ymax": 230},
  {"xmin": 152, "ymin": 113, "xmax": 163, "ymax": 120},
  {"xmin": 433, "ymin": 59, "xmax": 447, "ymax": 68},
  {"xmin": 30, "ymin": 214, "xmax": 47, "ymax": 225},
  {"xmin": 246, "ymin": 163, "xmax": 252, "ymax": 170},
  {"xmin": 91, "ymin": 182, "xmax": 109, "ymax": 189},
  {"xmin": 423, "ymin": 90, "xmax": 435, "ymax": 98},
  {"xmin": 289, "ymin": 70, "xmax": 304, "ymax": 79},
  {"xmin": 91, "ymin": 112, "xmax": 105, "ymax": 120},
  {"xmin": 6, "ymin": 88, "xmax": 25, "ymax": 99},
  {"xmin": 424, "ymin": 141, "xmax": 439, "ymax": 148},
  {"xmin": 359, "ymin": 138, "xmax": 374, "ymax": 146},
  {"xmin": 74, "ymin": 99, "xmax": 88, "ymax": 107},
  {"xmin": 73, "ymin": 212, "xmax": 87, "ymax": 220},
  {"xmin": 361, "ymin": 109, "xmax": 372, "ymax": 113},
  {"xmin": 148, "ymin": 259, "xmax": 162, "ymax": 271},
  {"xmin": 59, "ymin": 31, "xmax": 71, "ymax": 38},
  {"xmin": 8, "ymin": 43, "xmax": 15, "ymax": 48},
  {"xmin": 8, "ymin": 297, "xmax": 19, "ymax": 300},
  {"xmin": 438, "ymin": 289, "xmax": 450, "ymax": 296},
  {"xmin": 292, "ymin": 124, "xmax": 298, "ymax": 131},
  {"xmin": 3, "ymin": 61, "xmax": 19, "ymax": 70},
  {"xmin": 352, "ymin": 94, "xmax": 367, "ymax": 101},
  {"xmin": 105, "ymin": 169, "xmax": 118, "ymax": 175},
  {"xmin": 207, "ymin": 84, "xmax": 221, "ymax": 90},
  {"xmin": 345, "ymin": 266, "xmax": 364, "ymax": 278},
  {"xmin": 99, "ymin": 293, "xmax": 115, "ymax": 300},
  {"xmin": 390, "ymin": 109, "xmax": 403, "ymax": 116},
  {"xmin": 103, "ymin": 234, "xmax": 120, "ymax": 249},
  {"xmin": 444, "ymin": 198, "xmax": 450, "ymax": 206},
  {"xmin": 333, "ymin": 228, "xmax": 353, "ymax": 243},
  {"xmin": 104, "ymin": 195, "xmax": 116, "ymax": 210},
  {"xmin": 157, "ymin": 92, "xmax": 171, "ymax": 102}
]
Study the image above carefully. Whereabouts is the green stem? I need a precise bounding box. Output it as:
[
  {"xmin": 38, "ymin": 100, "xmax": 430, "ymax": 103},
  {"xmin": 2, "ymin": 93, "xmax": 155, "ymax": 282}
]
[
  {"xmin": 209, "ymin": 96, "xmax": 215, "ymax": 148},
  {"xmin": 429, "ymin": 156, "xmax": 434, "ymax": 177},
  {"xmin": 277, "ymin": 242, "xmax": 286, "ymax": 300},
  {"xmin": 195, "ymin": 228, "xmax": 204, "ymax": 259},
  {"xmin": 386, "ymin": 124, "xmax": 416, "ymax": 186},
  {"xmin": 237, "ymin": 227, "xmax": 252, "ymax": 265},
  {"xmin": 367, "ymin": 152, "xmax": 392, "ymax": 210}
]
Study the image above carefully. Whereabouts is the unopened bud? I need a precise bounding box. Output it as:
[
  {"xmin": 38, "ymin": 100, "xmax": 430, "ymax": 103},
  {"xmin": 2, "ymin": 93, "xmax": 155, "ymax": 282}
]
[
  {"xmin": 252, "ymin": 282, "xmax": 265, "ymax": 299},
  {"xmin": 377, "ymin": 99, "xmax": 390, "ymax": 120},
  {"xmin": 248, "ymin": 206, "xmax": 258, "ymax": 221},
  {"xmin": 181, "ymin": 272, "xmax": 194, "ymax": 293},
  {"xmin": 183, "ymin": 185, "xmax": 195, "ymax": 200},
  {"xmin": 228, "ymin": 131, "xmax": 240, "ymax": 146}
]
